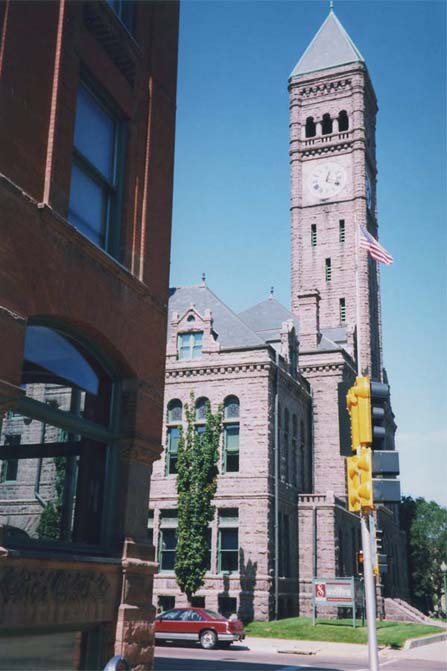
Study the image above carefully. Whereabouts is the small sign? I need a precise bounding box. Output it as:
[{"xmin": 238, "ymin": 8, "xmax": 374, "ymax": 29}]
[{"xmin": 312, "ymin": 577, "xmax": 364, "ymax": 628}]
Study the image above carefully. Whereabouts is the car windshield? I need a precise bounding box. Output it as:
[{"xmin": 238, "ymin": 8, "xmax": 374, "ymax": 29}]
[
  {"xmin": 203, "ymin": 609, "xmax": 226, "ymax": 621},
  {"xmin": 160, "ymin": 609, "xmax": 185, "ymax": 620}
]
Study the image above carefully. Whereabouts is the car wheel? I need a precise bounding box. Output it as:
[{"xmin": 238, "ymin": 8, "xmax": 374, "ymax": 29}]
[{"xmin": 200, "ymin": 629, "xmax": 217, "ymax": 649}]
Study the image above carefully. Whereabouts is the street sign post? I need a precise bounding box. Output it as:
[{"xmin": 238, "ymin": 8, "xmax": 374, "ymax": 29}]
[{"xmin": 311, "ymin": 577, "xmax": 364, "ymax": 628}]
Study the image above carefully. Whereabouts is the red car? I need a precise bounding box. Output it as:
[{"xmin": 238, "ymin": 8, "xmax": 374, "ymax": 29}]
[{"xmin": 154, "ymin": 607, "xmax": 245, "ymax": 649}]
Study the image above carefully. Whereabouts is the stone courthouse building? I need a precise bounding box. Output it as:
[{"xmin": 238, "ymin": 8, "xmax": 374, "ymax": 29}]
[
  {"xmin": 0, "ymin": 1, "xmax": 178, "ymax": 670},
  {"xmin": 149, "ymin": 9, "xmax": 408, "ymax": 620}
]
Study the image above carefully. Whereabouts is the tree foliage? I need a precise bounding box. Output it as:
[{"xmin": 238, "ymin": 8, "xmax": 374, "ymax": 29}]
[
  {"xmin": 175, "ymin": 395, "xmax": 222, "ymax": 602},
  {"xmin": 401, "ymin": 496, "xmax": 447, "ymax": 614}
]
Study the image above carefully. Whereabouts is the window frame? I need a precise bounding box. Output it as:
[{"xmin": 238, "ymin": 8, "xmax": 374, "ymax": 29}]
[
  {"xmin": 0, "ymin": 319, "xmax": 121, "ymax": 554},
  {"xmin": 68, "ymin": 78, "xmax": 127, "ymax": 260},
  {"xmin": 218, "ymin": 509, "xmax": 239, "ymax": 574},
  {"xmin": 177, "ymin": 331, "xmax": 204, "ymax": 360},
  {"xmin": 223, "ymin": 396, "xmax": 240, "ymax": 474},
  {"xmin": 165, "ymin": 399, "xmax": 182, "ymax": 476}
]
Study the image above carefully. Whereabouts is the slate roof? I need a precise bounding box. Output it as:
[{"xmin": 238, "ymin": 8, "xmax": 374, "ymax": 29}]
[
  {"xmin": 318, "ymin": 326, "xmax": 348, "ymax": 351},
  {"xmin": 238, "ymin": 298, "xmax": 300, "ymax": 343},
  {"xmin": 290, "ymin": 10, "xmax": 364, "ymax": 79},
  {"xmin": 168, "ymin": 285, "xmax": 265, "ymax": 350}
]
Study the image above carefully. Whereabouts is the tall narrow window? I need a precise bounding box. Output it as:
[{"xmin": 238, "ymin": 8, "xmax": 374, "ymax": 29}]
[
  {"xmin": 322, "ymin": 113, "xmax": 333, "ymax": 135},
  {"xmin": 159, "ymin": 510, "xmax": 177, "ymax": 571},
  {"xmin": 340, "ymin": 298, "xmax": 346, "ymax": 324},
  {"xmin": 311, "ymin": 224, "xmax": 317, "ymax": 247},
  {"xmin": 300, "ymin": 420, "xmax": 306, "ymax": 491},
  {"xmin": 292, "ymin": 415, "xmax": 298, "ymax": 487},
  {"xmin": 305, "ymin": 116, "xmax": 316, "ymax": 138},
  {"xmin": 147, "ymin": 510, "xmax": 154, "ymax": 545},
  {"xmin": 223, "ymin": 396, "xmax": 240, "ymax": 473},
  {"xmin": 178, "ymin": 332, "xmax": 203, "ymax": 360},
  {"xmin": 68, "ymin": 83, "xmax": 124, "ymax": 258},
  {"xmin": 166, "ymin": 399, "xmax": 182, "ymax": 475},
  {"xmin": 338, "ymin": 110, "xmax": 349, "ymax": 132},
  {"xmin": 325, "ymin": 258, "xmax": 332, "ymax": 282},
  {"xmin": 0, "ymin": 435, "xmax": 20, "ymax": 482},
  {"xmin": 339, "ymin": 219, "xmax": 345, "ymax": 243},
  {"xmin": 283, "ymin": 408, "xmax": 289, "ymax": 482},
  {"xmin": 218, "ymin": 509, "xmax": 239, "ymax": 573},
  {"xmin": 195, "ymin": 397, "xmax": 209, "ymax": 442}
]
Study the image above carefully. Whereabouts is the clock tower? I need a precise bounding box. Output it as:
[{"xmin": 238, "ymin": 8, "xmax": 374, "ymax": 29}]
[{"xmin": 289, "ymin": 8, "xmax": 382, "ymax": 379}]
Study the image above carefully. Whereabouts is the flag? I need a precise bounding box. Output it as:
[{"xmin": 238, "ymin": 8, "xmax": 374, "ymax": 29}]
[{"xmin": 359, "ymin": 226, "xmax": 393, "ymax": 265}]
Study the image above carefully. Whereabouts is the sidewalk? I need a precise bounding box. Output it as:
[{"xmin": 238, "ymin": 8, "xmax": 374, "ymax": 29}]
[
  {"xmin": 245, "ymin": 633, "xmax": 447, "ymax": 663},
  {"xmin": 245, "ymin": 636, "xmax": 368, "ymax": 658}
]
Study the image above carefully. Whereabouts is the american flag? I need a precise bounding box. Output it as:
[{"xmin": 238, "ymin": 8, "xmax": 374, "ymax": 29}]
[{"xmin": 359, "ymin": 226, "xmax": 394, "ymax": 265}]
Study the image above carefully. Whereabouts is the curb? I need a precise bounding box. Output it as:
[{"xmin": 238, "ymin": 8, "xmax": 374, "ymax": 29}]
[{"xmin": 403, "ymin": 633, "xmax": 447, "ymax": 650}]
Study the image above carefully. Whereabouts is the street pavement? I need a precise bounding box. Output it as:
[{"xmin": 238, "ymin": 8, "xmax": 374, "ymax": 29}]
[{"xmin": 154, "ymin": 635, "xmax": 447, "ymax": 671}]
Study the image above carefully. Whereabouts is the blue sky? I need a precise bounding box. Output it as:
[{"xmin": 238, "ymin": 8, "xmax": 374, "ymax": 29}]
[{"xmin": 170, "ymin": 0, "xmax": 447, "ymax": 506}]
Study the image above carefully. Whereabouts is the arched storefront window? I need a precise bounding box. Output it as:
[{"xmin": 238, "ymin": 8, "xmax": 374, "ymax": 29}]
[{"xmin": 0, "ymin": 323, "xmax": 119, "ymax": 548}]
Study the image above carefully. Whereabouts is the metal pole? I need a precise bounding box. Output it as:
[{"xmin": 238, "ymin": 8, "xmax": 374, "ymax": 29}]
[{"xmin": 361, "ymin": 514, "xmax": 379, "ymax": 671}]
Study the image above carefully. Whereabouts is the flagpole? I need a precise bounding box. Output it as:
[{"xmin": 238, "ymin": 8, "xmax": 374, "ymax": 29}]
[{"xmin": 355, "ymin": 221, "xmax": 362, "ymax": 376}]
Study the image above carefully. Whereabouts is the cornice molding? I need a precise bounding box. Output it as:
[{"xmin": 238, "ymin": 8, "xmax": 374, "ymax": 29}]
[{"xmin": 166, "ymin": 362, "xmax": 271, "ymax": 380}]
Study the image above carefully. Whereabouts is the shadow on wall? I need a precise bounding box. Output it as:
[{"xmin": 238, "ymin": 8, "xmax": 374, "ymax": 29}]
[{"xmin": 238, "ymin": 548, "xmax": 257, "ymax": 623}]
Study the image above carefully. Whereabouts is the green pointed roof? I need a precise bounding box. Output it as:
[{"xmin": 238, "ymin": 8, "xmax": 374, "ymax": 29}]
[{"xmin": 290, "ymin": 10, "xmax": 364, "ymax": 79}]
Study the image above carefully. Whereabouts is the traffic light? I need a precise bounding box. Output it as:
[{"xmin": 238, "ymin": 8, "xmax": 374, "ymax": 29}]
[
  {"xmin": 346, "ymin": 446, "xmax": 373, "ymax": 512},
  {"xmin": 370, "ymin": 381, "xmax": 389, "ymax": 450},
  {"xmin": 356, "ymin": 550, "xmax": 364, "ymax": 575},
  {"xmin": 374, "ymin": 528, "xmax": 388, "ymax": 575},
  {"xmin": 346, "ymin": 376, "xmax": 372, "ymax": 451},
  {"xmin": 346, "ymin": 376, "xmax": 401, "ymax": 507}
]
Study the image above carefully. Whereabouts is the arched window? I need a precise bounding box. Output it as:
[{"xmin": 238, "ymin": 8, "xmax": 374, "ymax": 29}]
[
  {"xmin": 223, "ymin": 396, "xmax": 240, "ymax": 473},
  {"xmin": 195, "ymin": 397, "xmax": 209, "ymax": 442},
  {"xmin": 338, "ymin": 110, "xmax": 349, "ymax": 132},
  {"xmin": 305, "ymin": 116, "xmax": 316, "ymax": 138},
  {"xmin": 322, "ymin": 113, "xmax": 333, "ymax": 135},
  {"xmin": 0, "ymin": 323, "xmax": 117, "ymax": 547},
  {"xmin": 166, "ymin": 399, "xmax": 182, "ymax": 475}
]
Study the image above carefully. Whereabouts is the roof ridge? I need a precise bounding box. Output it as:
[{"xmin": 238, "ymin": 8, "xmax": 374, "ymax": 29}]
[{"xmin": 169, "ymin": 285, "xmax": 265, "ymax": 346}]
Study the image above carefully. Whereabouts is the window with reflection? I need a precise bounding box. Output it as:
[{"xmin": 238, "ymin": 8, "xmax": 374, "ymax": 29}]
[
  {"xmin": 106, "ymin": 0, "xmax": 136, "ymax": 35},
  {"xmin": 178, "ymin": 332, "xmax": 203, "ymax": 360},
  {"xmin": 166, "ymin": 399, "xmax": 182, "ymax": 475},
  {"xmin": 0, "ymin": 324, "xmax": 117, "ymax": 547},
  {"xmin": 223, "ymin": 396, "xmax": 239, "ymax": 473},
  {"xmin": 68, "ymin": 83, "xmax": 124, "ymax": 259}
]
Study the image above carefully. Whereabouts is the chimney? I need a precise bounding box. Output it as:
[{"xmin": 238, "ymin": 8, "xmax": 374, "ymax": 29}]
[{"xmin": 297, "ymin": 290, "xmax": 320, "ymax": 350}]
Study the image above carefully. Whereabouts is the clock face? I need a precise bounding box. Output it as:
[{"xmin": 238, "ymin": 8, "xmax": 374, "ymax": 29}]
[{"xmin": 307, "ymin": 161, "xmax": 347, "ymax": 200}]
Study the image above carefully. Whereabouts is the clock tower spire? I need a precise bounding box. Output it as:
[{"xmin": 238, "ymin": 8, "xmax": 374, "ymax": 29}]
[{"xmin": 289, "ymin": 9, "xmax": 382, "ymax": 379}]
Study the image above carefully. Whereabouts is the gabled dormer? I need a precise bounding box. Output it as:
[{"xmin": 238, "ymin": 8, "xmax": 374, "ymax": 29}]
[{"xmin": 166, "ymin": 304, "xmax": 220, "ymax": 362}]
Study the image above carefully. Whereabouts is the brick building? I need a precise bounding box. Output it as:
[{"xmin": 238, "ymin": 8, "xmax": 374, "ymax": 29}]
[
  {"xmin": 0, "ymin": 1, "xmax": 178, "ymax": 669},
  {"xmin": 149, "ymin": 8, "xmax": 408, "ymax": 621}
]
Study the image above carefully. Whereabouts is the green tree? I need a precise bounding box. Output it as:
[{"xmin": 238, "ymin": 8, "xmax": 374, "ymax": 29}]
[
  {"xmin": 175, "ymin": 395, "xmax": 222, "ymax": 603},
  {"xmin": 401, "ymin": 496, "xmax": 447, "ymax": 614}
]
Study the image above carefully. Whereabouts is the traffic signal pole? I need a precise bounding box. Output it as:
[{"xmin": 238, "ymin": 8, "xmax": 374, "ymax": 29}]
[{"xmin": 361, "ymin": 512, "xmax": 380, "ymax": 671}]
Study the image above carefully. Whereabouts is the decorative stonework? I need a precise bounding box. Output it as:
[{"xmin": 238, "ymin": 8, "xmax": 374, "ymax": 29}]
[
  {"xmin": 0, "ymin": 567, "xmax": 109, "ymax": 604},
  {"xmin": 297, "ymin": 79, "xmax": 352, "ymax": 98}
]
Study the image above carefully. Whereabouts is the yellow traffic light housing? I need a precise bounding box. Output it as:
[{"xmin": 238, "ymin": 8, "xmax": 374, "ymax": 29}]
[
  {"xmin": 346, "ymin": 446, "xmax": 373, "ymax": 512},
  {"xmin": 346, "ymin": 376, "xmax": 372, "ymax": 451}
]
